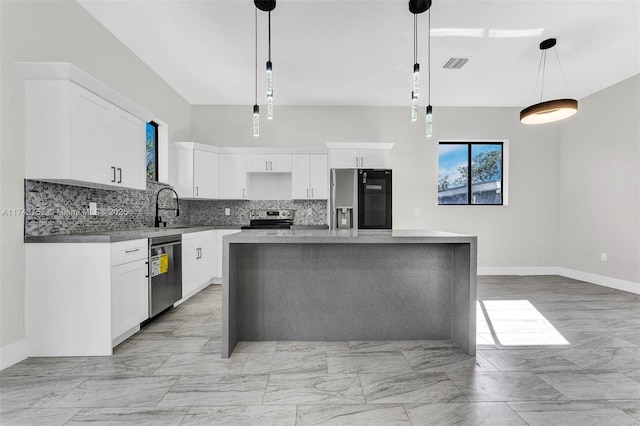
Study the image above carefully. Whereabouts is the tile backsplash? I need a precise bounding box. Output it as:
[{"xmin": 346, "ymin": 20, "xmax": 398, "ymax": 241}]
[
  {"xmin": 24, "ymin": 180, "xmax": 327, "ymax": 236},
  {"xmin": 185, "ymin": 199, "xmax": 327, "ymax": 227}
]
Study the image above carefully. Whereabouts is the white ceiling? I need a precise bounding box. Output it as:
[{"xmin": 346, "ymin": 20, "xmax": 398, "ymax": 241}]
[{"xmin": 78, "ymin": 0, "xmax": 640, "ymax": 107}]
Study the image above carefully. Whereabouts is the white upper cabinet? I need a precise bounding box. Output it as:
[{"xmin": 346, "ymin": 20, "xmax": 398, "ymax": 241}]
[
  {"xmin": 172, "ymin": 143, "xmax": 219, "ymax": 199},
  {"xmin": 329, "ymin": 149, "xmax": 361, "ymax": 169},
  {"xmin": 326, "ymin": 143, "xmax": 393, "ymax": 169},
  {"xmin": 247, "ymin": 154, "xmax": 292, "ymax": 173},
  {"xmin": 219, "ymin": 153, "xmax": 247, "ymax": 199},
  {"xmin": 292, "ymin": 154, "xmax": 328, "ymax": 199},
  {"xmin": 111, "ymin": 107, "xmax": 146, "ymax": 190},
  {"xmin": 20, "ymin": 63, "xmax": 152, "ymax": 190},
  {"xmin": 193, "ymin": 150, "xmax": 219, "ymax": 199}
]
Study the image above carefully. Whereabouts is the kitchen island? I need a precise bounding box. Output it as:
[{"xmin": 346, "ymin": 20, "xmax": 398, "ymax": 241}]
[{"xmin": 222, "ymin": 229, "xmax": 477, "ymax": 358}]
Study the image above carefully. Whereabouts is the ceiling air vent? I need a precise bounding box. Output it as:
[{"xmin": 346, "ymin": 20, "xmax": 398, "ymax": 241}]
[{"xmin": 442, "ymin": 57, "xmax": 469, "ymax": 70}]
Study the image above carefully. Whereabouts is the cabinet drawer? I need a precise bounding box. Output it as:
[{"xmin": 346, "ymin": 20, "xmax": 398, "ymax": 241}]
[
  {"xmin": 111, "ymin": 239, "xmax": 148, "ymax": 266},
  {"xmin": 182, "ymin": 231, "xmax": 211, "ymax": 249}
]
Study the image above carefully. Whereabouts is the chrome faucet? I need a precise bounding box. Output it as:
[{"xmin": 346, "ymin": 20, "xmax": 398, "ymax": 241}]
[{"xmin": 154, "ymin": 187, "xmax": 180, "ymax": 227}]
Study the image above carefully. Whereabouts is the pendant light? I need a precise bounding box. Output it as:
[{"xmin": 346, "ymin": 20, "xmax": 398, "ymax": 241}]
[
  {"xmin": 252, "ymin": 7, "xmax": 259, "ymax": 137},
  {"xmin": 255, "ymin": 1, "xmax": 276, "ymax": 120},
  {"xmin": 408, "ymin": 0, "xmax": 431, "ymax": 122},
  {"xmin": 411, "ymin": 91, "xmax": 418, "ymax": 121},
  {"xmin": 413, "ymin": 14, "xmax": 420, "ymax": 99},
  {"xmin": 426, "ymin": 7, "xmax": 433, "ymax": 138},
  {"xmin": 520, "ymin": 38, "xmax": 578, "ymax": 125},
  {"xmin": 266, "ymin": 10, "xmax": 273, "ymax": 119}
]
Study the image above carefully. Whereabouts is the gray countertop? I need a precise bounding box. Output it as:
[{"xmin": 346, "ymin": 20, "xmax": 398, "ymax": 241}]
[
  {"xmin": 225, "ymin": 229, "xmax": 476, "ymax": 244},
  {"xmin": 23, "ymin": 225, "xmax": 331, "ymax": 243},
  {"xmin": 24, "ymin": 226, "xmax": 242, "ymax": 243}
]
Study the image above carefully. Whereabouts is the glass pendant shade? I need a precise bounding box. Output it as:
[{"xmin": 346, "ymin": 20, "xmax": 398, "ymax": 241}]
[
  {"xmin": 253, "ymin": 104, "xmax": 260, "ymax": 136},
  {"xmin": 425, "ymin": 105, "xmax": 433, "ymax": 137},
  {"xmin": 413, "ymin": 63, "xmax": 420, "ymax": 97},
  {"xmin": 520, "ymin": 98, "xmax": 578, "ymax": 124},
  {"xmin": 411, "ymin": 92, "xmax": 418, "ymax": 121},
  {"xmin": 267, "ymin": 94, "xmax": 274, "ymax": 120},
  {"xmin": 266, "ymin": 61, "xmax": 273, "ymax": 96}
]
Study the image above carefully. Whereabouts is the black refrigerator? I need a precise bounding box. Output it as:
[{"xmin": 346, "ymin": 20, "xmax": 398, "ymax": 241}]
[{"xmin": 358, "ymin": 169, "xmax": 392, "ymax": 229}]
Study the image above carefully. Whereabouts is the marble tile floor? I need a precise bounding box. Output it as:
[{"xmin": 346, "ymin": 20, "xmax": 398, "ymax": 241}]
[{"xmin": 1, "ymin": 276, "xmax": 639, "ymax": 425}]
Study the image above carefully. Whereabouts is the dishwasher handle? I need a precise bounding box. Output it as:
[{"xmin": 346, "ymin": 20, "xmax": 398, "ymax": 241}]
[{"xmin": 149, "ymin": 241, "xmax": 182, "ymax": 250}]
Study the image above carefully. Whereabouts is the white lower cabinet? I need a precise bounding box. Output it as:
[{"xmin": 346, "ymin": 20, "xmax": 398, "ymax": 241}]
[
  {"xmin": 181, "ymin": 231, "xmax": 216, "ymax": 299},
  {"xmin": 111, "ymin": 258, "xmax": 149, "ymax": 340},
  {"xmin": 25, "ymin": 238, "xmax": 149, "ymax": 356}
]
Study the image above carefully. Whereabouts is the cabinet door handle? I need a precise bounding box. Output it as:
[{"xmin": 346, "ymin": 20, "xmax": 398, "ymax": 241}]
[
  {"xmin": 360, "ymin": 157, "xmax": 364, "ymax": 167},
  {"xmin": 270, "ymin": 161, "xmax": 273, "ymax": 171},
  {"xmin": 125, "ymin": 248, "xmax": 140, "ymax": 253},
  {"xmin": 117, "ymin": 168, "xmax": 122, "ymax": 183},
  {"xmin": 265, "ymin": 161, "xmax": 268, "ymax": 171},
  {"xmin": 242, "ymin": 188, "xmax": 245, "ymax": 198},
  {"xmin": 311, "ymin": 188, "xmax": 314, "ymax": 198},
  {"xmin": 307, "ymin": 188, "xmax": 309, "ymax": 198},
  {"xmin": 196, "ymin": 186, "xmax": 199, "ymax": 196},
  {"xmin": 111, "ymin": 166, "xmax": 116, "ymax": 182}
]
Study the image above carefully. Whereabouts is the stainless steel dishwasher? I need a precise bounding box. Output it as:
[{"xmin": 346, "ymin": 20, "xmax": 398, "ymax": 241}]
[{"xmin": 148, "ymin": 234, "xmax": 182, "ymax": 318}]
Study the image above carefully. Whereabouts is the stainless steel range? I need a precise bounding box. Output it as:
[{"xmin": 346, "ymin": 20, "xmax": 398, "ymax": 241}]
[{"xmin": 241, "ymin": 209, "xmax": 293, "ymax": 230}]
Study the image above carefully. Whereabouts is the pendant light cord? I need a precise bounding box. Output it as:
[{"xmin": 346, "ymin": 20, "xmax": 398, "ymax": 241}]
[
  {"xmin": 427, "ymin": 9, "xmax": 431, "ymax": 104},
  {"xmin": 532, "ymin": 44, "xmax": 572, "ymax": 104},
  {"xmin": 268, "ymin": 11, "xmax": 272, "ymax": 62},
  {"xmin": 255, "ymin": 7, "xmax": 258, "ymax": 105},
  {"xmin": 413, "ymin": 14, "xmax": 417, "ymax": 65},
  {"xmin": 532, "ymin": 49, "xmax": 544, "ymax": 103},
  {"xmin": 554, "ymin": 47, "xmax": 572, "ymax": 97}
]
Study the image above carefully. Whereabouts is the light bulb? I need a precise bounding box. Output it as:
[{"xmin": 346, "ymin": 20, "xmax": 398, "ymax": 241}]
[
  {"xmin": 413, "ymin": 63, "xmax": 420, "ymax": 97},
  {"xmin": 426, "ymin": 105, "xmax": 433, "ymax": 138},
  {"xmin": 253, "ymin": 104, "xmax": 260, "ymax": 137},
  {"xmin": 266, "ymin": 61, "xmax": 273, "ymax": 96},
  {"xmin": 267, "ymin": 94, "xmax": 274, "ymax": 120},
  {"xmin": 411, "ymin": 92, "xmax": 418, "ymax": 121}
]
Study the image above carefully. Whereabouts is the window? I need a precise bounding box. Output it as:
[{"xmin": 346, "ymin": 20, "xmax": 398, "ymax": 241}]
[
  {"xmin": 146, "ymin": 121, "xmax": 158, "ymax": 181},
  {"xmin": 438, "ymin": 142, "xmax": 503, "ymax": 205}
]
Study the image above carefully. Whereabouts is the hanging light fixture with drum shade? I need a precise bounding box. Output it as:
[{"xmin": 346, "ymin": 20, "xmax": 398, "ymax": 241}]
[{"xmin": 520, "ymin": 38, "xmax": 578, "ymax": 125}]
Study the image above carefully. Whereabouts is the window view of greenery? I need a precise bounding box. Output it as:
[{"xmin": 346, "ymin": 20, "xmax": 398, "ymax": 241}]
[
  {"xmin": 146, "ymin": 121, "xmax": 158, "ymax": 181},
  {"xmin": 438, "ymin": 142, "xmax": 503, "ymax": 205}
]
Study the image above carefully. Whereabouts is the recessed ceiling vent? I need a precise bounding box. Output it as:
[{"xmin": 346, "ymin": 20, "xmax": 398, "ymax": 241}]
[{"xmin": 442, "ymin": 57, "xmax": 469, "ymax": 70}]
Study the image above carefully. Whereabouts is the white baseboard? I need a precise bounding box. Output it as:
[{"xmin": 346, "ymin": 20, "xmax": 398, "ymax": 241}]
[
  {"xmin": 0, "ymin": 339, "xmax": 28, "ymax": 370},
  {"xmin": 557, "ymin": 267, "xmax": 640, "ymax": 295},
  {"xmin": 478, "ymin": 266, "xmax": 640, "ymax": 295},
  {"xmin": 478, "ymin": 266, "xmax": 560, "ymax": 276}
]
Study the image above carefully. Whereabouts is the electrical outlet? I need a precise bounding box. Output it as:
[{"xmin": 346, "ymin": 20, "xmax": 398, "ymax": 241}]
[
  {"xmin": 89, "ymin": 202, "xmax": 97, "ymax": 215},
  {"xmin": 225, "ymin": 208, "xmax": 231, "ymax": 216},
  {"xmin": 600, "ymin": 252, "xmax": 608, "ymax": 262},
  {"xmin": 307, "ymin": 207, "xmax": 313, "ymax": 216}
]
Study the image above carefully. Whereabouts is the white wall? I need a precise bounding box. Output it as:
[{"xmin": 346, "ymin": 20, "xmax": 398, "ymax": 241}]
[
  {"xmin": 0, "ymin": 0, "xmax": 191, "ymax": 358},
  {"xmin": 192, "ymin": 105, "xmax": 562, "ymax": 269},
  {"xmin": 558, "ymin": 75, "xmax": 640, "ymax": 284}
]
